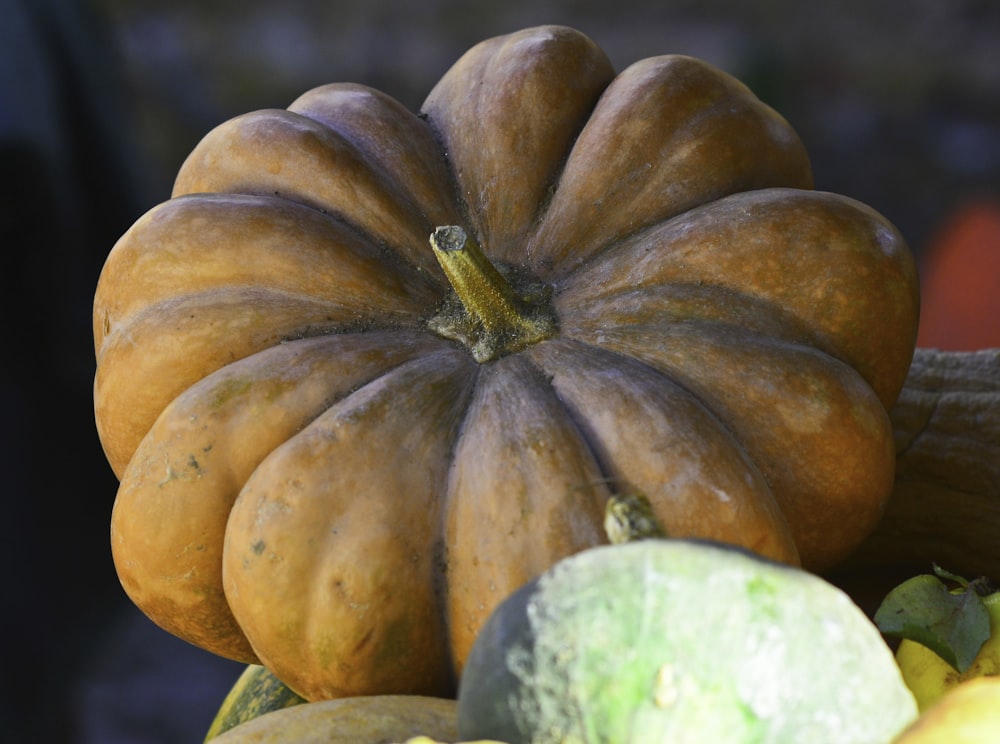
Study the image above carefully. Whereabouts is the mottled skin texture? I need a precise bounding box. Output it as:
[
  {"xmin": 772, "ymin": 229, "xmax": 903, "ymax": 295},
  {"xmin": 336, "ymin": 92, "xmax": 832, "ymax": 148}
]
[
  {"xmin": 456, "ymin": 541, "xmax": 919, "ymax": 743},
  {"xmin": 95, "ymin": 25, "xmax": 919, "ymax": 700},
  {"xmin": 209, "ymin": 696, "xmax": 458, "ymax": 743}
]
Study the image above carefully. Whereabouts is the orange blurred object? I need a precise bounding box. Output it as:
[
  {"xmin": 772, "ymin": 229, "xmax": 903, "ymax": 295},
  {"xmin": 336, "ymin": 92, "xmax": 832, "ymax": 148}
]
[{"xmin": 916, "ymin": 197, "xmax": 1000, "ymax": 351}]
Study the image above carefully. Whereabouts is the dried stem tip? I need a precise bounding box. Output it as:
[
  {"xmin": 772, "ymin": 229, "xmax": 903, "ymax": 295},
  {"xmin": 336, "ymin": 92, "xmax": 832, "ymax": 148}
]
[{"xmin": 428, "ymin": 226, "xmax": 556, "ymax": 362}]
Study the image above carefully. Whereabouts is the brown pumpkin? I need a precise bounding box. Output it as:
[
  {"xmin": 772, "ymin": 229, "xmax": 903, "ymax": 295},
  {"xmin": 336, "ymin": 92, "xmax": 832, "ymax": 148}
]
[
  {"xmin": 207, "ymin": 695, "xmax": 458, "ymax": 743},
  {"xmin": 95, "ymin": 25, "xmax": 919, "ymax": 701}
]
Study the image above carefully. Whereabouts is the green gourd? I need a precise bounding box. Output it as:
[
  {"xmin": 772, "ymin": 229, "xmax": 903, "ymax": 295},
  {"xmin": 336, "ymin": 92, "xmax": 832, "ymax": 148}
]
[{"xmin": 458, "ymin": 539, "xmax": 918, "ymax": 743}]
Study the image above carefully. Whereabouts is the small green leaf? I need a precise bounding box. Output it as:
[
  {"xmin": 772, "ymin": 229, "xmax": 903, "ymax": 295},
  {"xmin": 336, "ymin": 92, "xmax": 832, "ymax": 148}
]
[
  {"xmin": 931, "ymin": 563, "xmax": 970, "ymax": 588},
  {"xmin": 874, "ymin": 573, "xmax": 991, "ymax": 673}
]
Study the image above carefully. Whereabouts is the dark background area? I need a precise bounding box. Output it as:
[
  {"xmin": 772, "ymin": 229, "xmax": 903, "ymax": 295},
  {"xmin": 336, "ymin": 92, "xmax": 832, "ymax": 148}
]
[{"xmin": 1, "ymin": 0, "xmax": 997, "ymax": 741}]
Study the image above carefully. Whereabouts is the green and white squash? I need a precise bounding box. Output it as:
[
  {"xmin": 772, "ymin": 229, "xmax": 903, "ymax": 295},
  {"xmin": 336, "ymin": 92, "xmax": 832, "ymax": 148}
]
[
  {"xmin": 457, "ymin": 539, "xmax": 918, "ymax": 743},
  {"xmin": 205, "ymin": 664, "xmax": 306, "ymax": 740}
]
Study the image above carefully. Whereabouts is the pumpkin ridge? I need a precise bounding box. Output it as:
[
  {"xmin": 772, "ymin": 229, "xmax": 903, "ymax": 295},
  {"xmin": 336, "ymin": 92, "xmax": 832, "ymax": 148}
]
[
  {"xmin": 110, "ymin": 330, "xmax": 451, "ymax": 663},
  {"xmin": 525, "ymin": 337, "xmax": 799, "ymax": 565},
  {"xmin": 556, "ymin": 187, "xmax": 918, "ymax": 408},
  {"xmin": 130, "ymin": 286, "xmax": 430, "ymax": 334},
  {"xmin": 97, "ymin": 289, "xmax": 418, "ymax": 476},
  {"xmin": 287, "ymin": 82, "xmax": 463, "ymax": 233},
  {"xmin": 99, "ymin": 286, "xmax": 429, "ymax": 371},
  {"xmin": 557, "ymin": 322, "xmax": 817, "ymax": 462},
  {"xmin": 223, "ymin": 347, "xmax": 477, "ymax": 699},
  {"xmin": 559, "ymin": 281, "xmax": 877, "ymax": 427},
  {"xmin": 95, "ymin": 192, "xmax": 444, "ymax": 354},
  {"xmin": 524, "ymin": 54, "xmax": 813, "ymax": 277},
  {"xmin": 420, "ymin": 25, "xmax": 615, "ymax": 265},
  {"xmin": 302, "ymin": 349, "xmax": 481, "ymax": 694},
  {"xmin": 173, "ymin": 108, "xmax": 446, "ymax": 279},
  {"xmin": 441, "ymin": 350, "xmax": 611, "ymax": 670},
  {"xmin": 557, "ymin": 280, "xmax": 830, "ymax": 355},
  {"xmin": 566, "ymin": 322, "xmax": 895, "ymax": 569},
  {"xmin": 95, "ymin": 282, "xmax": 448, "ymax": 479},
  {"xmin": 516, "ymin": 346, "xmax": 621, "ymax": 499},
  {"xmin": 513, "ymin": 345, "xmax": 630, "ymax": 500}
]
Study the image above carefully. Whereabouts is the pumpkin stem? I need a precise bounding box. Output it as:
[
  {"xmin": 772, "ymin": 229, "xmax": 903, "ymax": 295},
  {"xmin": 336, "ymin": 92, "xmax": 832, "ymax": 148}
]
[
  {"xmin": 428, "ymin": 226, "xmax": 557, "ymax": 362},
  {"xmin": 604, "ymin": 491, "xmax": 669, "ymax": 544}
]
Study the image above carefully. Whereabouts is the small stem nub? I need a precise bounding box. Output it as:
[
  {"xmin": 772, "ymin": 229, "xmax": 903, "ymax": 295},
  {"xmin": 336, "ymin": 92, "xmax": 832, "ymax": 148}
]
[
  {"xmin": 604, "ymin": 491, "xmax": 669, "ymax": 544},
  {"xmin": 428, "ymin": 226, "xmax": 556, "ymax": 362}
]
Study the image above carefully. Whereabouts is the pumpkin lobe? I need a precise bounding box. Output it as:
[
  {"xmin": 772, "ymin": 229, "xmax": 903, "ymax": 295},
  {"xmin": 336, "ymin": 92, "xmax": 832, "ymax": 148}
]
[{"xmin": 428, "ymin": 225, "xmax": 557, "ymax": 362}]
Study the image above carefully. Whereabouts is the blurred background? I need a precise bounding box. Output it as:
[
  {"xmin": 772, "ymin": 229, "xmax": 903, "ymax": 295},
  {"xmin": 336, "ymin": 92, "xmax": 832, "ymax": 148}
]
[{"xmin": 2, "ymin": 0, "xmax": 997, "ymax": 741}]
